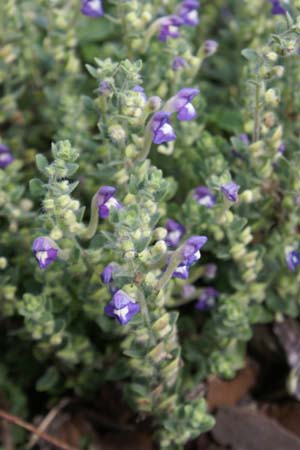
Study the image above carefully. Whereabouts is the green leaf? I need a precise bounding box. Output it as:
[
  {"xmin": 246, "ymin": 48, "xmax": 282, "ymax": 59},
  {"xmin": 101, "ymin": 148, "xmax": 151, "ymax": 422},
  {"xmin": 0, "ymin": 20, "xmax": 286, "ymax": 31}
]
[
  {"xmin": 36, "ymin": 366, "xmax": 59, "ymax": 392},
  {"xmin": 241, "ymin": 48, "xmax": 259, "ymax": 61},
  {"xmin": 66, "ymin": 163, "xmax": 79, "ymax": 176},
  {"xmin": 77, "ymin": 18, "xmax": 114, "ymax": 43},
  {"xmin": 29, "ymin": 178, "xmax": 46, "ymax": 197},
  {"xmin": 85, "ymin": 64, "xmax": 98, "ymax": 78},
  {"xmin": 35, "ymin": 154, "xmax": 48, "ymax": 173}
]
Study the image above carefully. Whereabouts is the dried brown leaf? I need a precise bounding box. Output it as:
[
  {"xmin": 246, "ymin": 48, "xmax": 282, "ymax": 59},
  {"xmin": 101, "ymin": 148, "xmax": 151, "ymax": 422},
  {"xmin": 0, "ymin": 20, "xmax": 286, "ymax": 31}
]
[
  {"xmin": 207, "ymin": 359, "xmax": 259, "ymax": 410},
  {"xmin": 213, "ymin": 406, "xmax": 300, "ymax": 450}
]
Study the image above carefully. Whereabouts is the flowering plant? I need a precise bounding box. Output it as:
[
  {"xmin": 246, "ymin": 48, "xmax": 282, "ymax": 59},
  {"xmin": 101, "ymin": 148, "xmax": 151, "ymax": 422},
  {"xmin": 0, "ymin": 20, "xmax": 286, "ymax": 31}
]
[{"xmin": 2, "ymin": 0, "xmax": 300, "ymax": 449}]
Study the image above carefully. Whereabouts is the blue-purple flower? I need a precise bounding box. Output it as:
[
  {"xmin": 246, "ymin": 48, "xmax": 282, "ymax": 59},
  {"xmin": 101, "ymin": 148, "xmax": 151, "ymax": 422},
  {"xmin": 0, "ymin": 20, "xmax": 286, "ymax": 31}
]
[
  {"xmin": 104, "ymin": 290, "xmax": 140, "ymax": 325},
  {"xmin": 32, "ymin": 237, "xmax": 58, "ymax": 270},
  {"xmin": 221, "ymin": 182, "xmax": 240, "ymax": 202},
  {"xmin": 173, "ymin": 236, "xmax": 208, "ymax": 279},
  {"xmin": 133, "ymin": 85, "xmax": 147, "ymax": 102},
  {"xmin": 195, "ymin": 287, "xmax": 218, "ymax": 311},
  {"xmin": 194, "ymin": 186, "xmax": 216, "ymax": 208},
  {"xmin": 168, "ymin": 88, "xmax": 199, "ymax": 121},
  {"xmin": 165, "ymin": 219, "xmax": 185, "ymax": 247},
  {"xmin": 99, "ymin": 80, "xmax": 112, "ymax": 96},
  {"xmin": 286, "ymin": 250, "xmax": 300, "ymax": 272},
  {"xmin": 97, "ymin": 186, "xmax": 122, "ymax": 219},
  {"xmin": 172, "ymin": 56, "xmax": 188, "ymax": 71},
  {"xmin": 178, "ymin": 0, "xmax": 200, "ymax": 26},
  {"xmin": 151, "ymin": 112, "xmax": 176, "ymax": 145},
  {"xmin": 0, "ymin": 144, "xmax": 14, "ymax": 168},
  {"xmin": 239, "ymin": 134, "xmax": 250, "ymax": 145},
  {"xmin": 182, "ymin": 284, "xmax": 196, "ymax": 299},
  {"xmin": 158, "ymin": 15, "xmax": 183, "ymax": 42},
  {"xmin": 269, "ymin": 0, "xmax": 286, "ymax": 15},
  {"xmin": 81, "ymin": 0, "xmax": 104, "ymax": 17},
  {"xmin": 278, "ymin": 143, "xmax": 286, "ymax": 154},
  {"xmin": 101, "ymin": 263, "xmax": 116, "ymax": 284},
  {"xmin": 203, "ymin": 40, "xmax": 218, "ymax": 56},
  {"xmin": 203, "ymin": 263, "xmax": 217, "ymax": 279}
]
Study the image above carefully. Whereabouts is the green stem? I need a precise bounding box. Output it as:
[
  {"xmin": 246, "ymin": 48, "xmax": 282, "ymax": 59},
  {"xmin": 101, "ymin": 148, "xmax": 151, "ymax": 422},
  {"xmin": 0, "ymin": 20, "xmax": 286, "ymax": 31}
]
[
  {"xmin": 80, "ymin": 193, "xmax": 99, "ymax": 240},
  {"xmin": 136, "ymin": 128, "xmax": 153, "ymax": 161},
  {"xmin": 253, "ymin": 80, "xmax": 261, "ymax": 142},
  {"xmin": 156, "ymin": 248, "xmax": 183, "ymax": 292},
  {"xmin": 139, "ymin": 292, "xmax": 156, "ymax": 346}
]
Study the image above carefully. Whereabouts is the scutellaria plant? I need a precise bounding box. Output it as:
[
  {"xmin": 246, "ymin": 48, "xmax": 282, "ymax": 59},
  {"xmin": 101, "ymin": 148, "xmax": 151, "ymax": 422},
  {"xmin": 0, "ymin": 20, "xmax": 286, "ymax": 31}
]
[{"xmin": 2, "ymin": 0, "xmax": 300, "ymax": 448}]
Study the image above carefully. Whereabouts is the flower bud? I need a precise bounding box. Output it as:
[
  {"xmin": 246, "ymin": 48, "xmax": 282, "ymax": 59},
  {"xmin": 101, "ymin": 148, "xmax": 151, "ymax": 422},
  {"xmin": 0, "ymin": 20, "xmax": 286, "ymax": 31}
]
[
  {"xmin": 243, "ymin": 251, "xmax": 258, "ymax": 269},
  {"xmin": 58, "ymin": 195, "xmax": 71, "ymax": 208},
  {"xmin": 121, "ymin": 240, "xmax": 135, "ymax": 252},
  {"xmin": 153, "ymin": 227, "xmax": 168, "ymax": 240},
  {"xmin": 147, "ymin": 96, "xmax": 162, "ymax": 112},
  {"xmin": 203, "ymin": 40, "xmax": 218, "ymax": 57},
  {"xmin": 43, "ymin": 198, "xmax": 55, "ymax": 210},
  {"xmin": 152, "ymin": 240, "xmax": 168, "ymax": 256},
  {"xmin": 0, "ymin": 257, "xmax": 7, "ymax": 269},
  {"xmin": 124, "ymin": 250, "xmax": 136, "ymax": 260},
  {"xmin": 240, "ymin": 227, "xmax": 253, "ymax": 245},
  {"xmin": 272, "ymin": 65, "xmax": 285, "ymax": 78},
  {"xmin": 125, "ymin": 144, "xmax": 138, "ymax": 159},
  {"xmin": 230, "ymin": 243, "xmax": 246, "ymax": 260},
  {"xmin": 249, "ymin": 141, "xmax": 264, "ymax": 158},
  {"xmin": 265, "ymin": 89, "xmax": 280, "ymax": 106},
  {"xmin": 50, "ymin": 227, "xmax": 63, "ymax": 241},
  {"xmin": 265, "ymin": 51, "xmax": 278, "ymax": 62},
  {"xmin": 263, "ymin": 111, "xmax": 276, "ymax": 128},
  {"xmin": 242, "ymin": 268, "xmax": 257, "ymax": 283},
  {"xmin": 240, "ymin": 190, "xmax": 254, "ymax": 203},
  {"xmin": 139, "ymin": 249, "xmax": 151, "ymax": 263},
  {"xmin": 108, "ymin": 124, "xmax": 126, "ymax": 142},
  {"xmin": 141, "ymin": 11, "xmax": 152, "ymax": 23},
  {"xmin": 219, "ymin": 210, "xmax": 234, "ymax": 225},
  {"xmin": 123, "ymin": 193, "xmax": 136, "ymax": 205},
  {"xmin": 115, "ymin": 168, "xmax": 129, "ymax": 184},
  {"xmin": 145, "ymin": 272, "xmax": 158, "ymax": 287},
  {"xmin": 69, "ymin": 200, "xmax": 80, "ymax": 211},
  {"xmin": 20, "ymin": 199, "xmax": 33, "ymax": 211}
]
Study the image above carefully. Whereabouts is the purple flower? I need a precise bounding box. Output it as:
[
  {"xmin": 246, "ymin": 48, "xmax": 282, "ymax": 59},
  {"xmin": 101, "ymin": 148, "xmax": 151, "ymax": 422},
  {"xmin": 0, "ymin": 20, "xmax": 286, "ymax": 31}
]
[
  {"xmin": 173, "ymin": 235, "xmax": 208, "ymax": 279},
  {"xmin": 172, "ymin": 264, "xmax": 190, "ymax": 279},
  {"xmin": 278, "ymin": 143, "xmax": 286, "ymax": 154},
  {"xmin": 179, "ymin": 0, "xmax": 200, "ymax": 26},
  {"xmin": 286, "ymin": 250, "xmax": 300, "ymax": 272},
  {"xmin": 0, "ymin": 144, "xmax": 14, "ymax": 168},
  {"xmin": 97, "ymin": 186, "xmax": 122, "ymax": 219},
  {"xmin": 195, "ymin": 287, "xmax": 218, "ymax": 310},
  {"xmin": 158, "ymin": 15, "xmax": 183, "ymax": 42},
  {"xmin": 99, "ymin": 80, "xmax": 112, "ymax": 96},
  {"xmin": 239, "ymin": 134, "xmax": 250, "ymax": 145},
  {"xmin": 81, "ymin": 0, "xmax": 104, "ymax": 17},
  {"xmin": 133, "ymin": 85, "xmax": 147, "ymax": 102},
  {"xmin": 32, "ymin": 237, "xmax": 58, "ymax": 270},
  {"xmin": 172, "ymin": 56, "xmax": 188, "ymax": 71},
  {"xmin": 182, "ymin": 284, "xmax": 196, "ymax": 299},
  {"xmin": 101, "ymin": 263, "xmax": 116, "ymax": 284},
  {"xmin": 221, "ymin": 182, "xmax": 240, "ymax": 202},
  {"xmin": 194, "ymin": 186, "xmax": 216, "ymax": 208},
  {"xmin": 151, "ymin": 112, "xmax": 176, "ymax": 145},
  {"xmin": 104, "ymin": 290, "xmax": 140, "ymax": 325},
  {"xmin": 203, "ymin": 263, "xmax": 217, "ymax": 279},
  {"xmin": 269, "ymin": 0, "xmax": 286, "ymax": 15},
  {"xmin": 203, "ymin": 40, "xmax": 218, "ymax": 56},
  {"xmin": 168, "ymin": 88, "xmax": 199, "ymax": 121},
  {"xmin": 165, "ymin": 219, "xmax": 185, "ymax": 247}
]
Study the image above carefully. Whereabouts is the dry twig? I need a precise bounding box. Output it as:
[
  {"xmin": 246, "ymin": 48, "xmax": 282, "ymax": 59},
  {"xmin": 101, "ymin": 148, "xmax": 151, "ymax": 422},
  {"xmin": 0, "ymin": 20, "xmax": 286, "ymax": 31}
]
[{"xmin": 0, "ymin": 409, "xmax": 79, "ymax": 450}]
